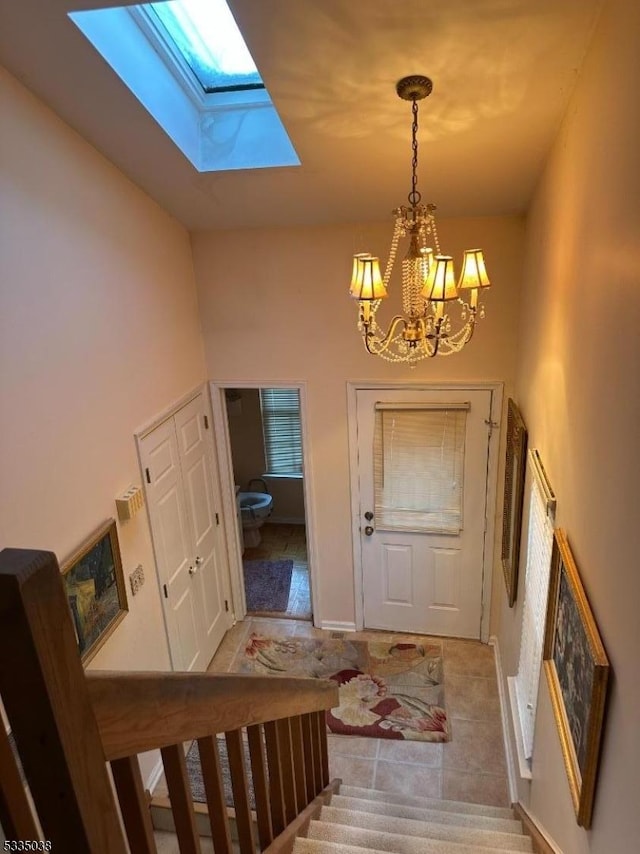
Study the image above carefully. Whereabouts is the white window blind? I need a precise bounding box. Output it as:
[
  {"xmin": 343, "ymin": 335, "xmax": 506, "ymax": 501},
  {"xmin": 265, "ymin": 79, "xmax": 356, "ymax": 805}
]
[
  {"xmin": 260, "ymin": 388, "xmax": 303, "ymax": 476},
  {"xmin": 373, "ymin": 404, "xmax": 468, "ymax": 534},
  {"xmin": 512, "ymin": 451, "xmax": 555, "ymax": 761}
]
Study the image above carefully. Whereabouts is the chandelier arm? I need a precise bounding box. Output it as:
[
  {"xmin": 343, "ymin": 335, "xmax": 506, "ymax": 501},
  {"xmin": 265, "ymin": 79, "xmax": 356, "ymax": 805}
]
[{"xmin": 362, "ymin": 314, "xmax": 408, "ymax": 354}]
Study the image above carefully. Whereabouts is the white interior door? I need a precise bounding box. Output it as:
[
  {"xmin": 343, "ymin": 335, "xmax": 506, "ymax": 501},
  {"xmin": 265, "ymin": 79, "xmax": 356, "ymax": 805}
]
[
  {"xmin": 174, "ymin": 396, "xmax": 228, "ymax": 665},
  {"xmin": 139, "ymin": 393, "xmax": 230, "ymax": 671},
  {"xmin": 356, "ymin": 387, "xmax": 493, "ymax": 638},
  {"xmin": 139, "ymin": 416, "xmax": 205, "ymax": 671}
]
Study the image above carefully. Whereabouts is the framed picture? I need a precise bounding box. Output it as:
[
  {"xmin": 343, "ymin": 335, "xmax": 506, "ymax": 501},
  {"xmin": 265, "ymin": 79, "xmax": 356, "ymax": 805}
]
[
  {"xmin": 62, "ymin": 519, "xmax": 128, "ymax": 665},
  {"xmin": 543, "ymin": 529, "xmax": 610, "ymax": 828},
  {"xmin": 501, "ymin": 398, "xmax": 528, "ymax": 606}
]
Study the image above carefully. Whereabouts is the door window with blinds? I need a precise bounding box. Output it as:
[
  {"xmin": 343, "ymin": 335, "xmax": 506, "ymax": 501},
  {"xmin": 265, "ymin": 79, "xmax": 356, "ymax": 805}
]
[
  {"xmin": 260, "ymin": 388, "xmax": 303, "ymax": 477},
  {"xmin": 373, "ymin": 402, "xmax": 469, "ymax": 534}
]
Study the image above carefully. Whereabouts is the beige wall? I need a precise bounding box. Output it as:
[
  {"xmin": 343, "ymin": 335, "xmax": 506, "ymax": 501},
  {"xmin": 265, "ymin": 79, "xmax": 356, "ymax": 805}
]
[
  {"xmin": 0, "ymin": 70, "xmax": 207, "ymax": 777},
  {"xmin": 192, "ymin": 215, "xmax": 524, "ymax": 624},
  {"xmin": 494, "ymin": 0, "xmax": 640, "ymax": 850},
  {"xmin": 227, "ymin": 388, "xmax": 305, "ymax": 522}
]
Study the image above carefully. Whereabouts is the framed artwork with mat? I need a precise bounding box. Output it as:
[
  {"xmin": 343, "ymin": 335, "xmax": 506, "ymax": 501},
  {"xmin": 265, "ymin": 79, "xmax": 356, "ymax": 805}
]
[
  {"xmin": 543, "ymin": 529, "xmax": 610, "ymax": 828},
  {"xmin": 62, "ymin": 519, "xmax": 128, "ymax": 664},
  {"xmin": 501, "ymin": 397, "xmax": 528, "ymax": 606}
]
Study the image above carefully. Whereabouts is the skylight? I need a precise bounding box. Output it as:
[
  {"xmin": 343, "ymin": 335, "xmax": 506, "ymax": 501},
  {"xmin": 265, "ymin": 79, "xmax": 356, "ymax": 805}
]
[
  {"xmin": 68, "ymin": 1, "xmax": 300, "ymax": 173},
  {"xmin": 148, "ymin": 0, "xmax": 264, "ymax": 93}
]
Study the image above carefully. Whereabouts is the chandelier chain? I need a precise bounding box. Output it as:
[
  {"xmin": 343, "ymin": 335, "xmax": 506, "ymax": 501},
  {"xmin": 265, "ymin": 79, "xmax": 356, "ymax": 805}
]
[{"xmin": 408, "ymin": 98, "xmax": 421, "ymax": 207}]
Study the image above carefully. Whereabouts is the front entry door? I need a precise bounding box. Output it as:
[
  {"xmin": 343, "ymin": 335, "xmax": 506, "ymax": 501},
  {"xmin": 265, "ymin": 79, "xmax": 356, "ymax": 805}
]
[{"xmin": 356, "ymin": 387, "xmax": 493, "ymax": 638}]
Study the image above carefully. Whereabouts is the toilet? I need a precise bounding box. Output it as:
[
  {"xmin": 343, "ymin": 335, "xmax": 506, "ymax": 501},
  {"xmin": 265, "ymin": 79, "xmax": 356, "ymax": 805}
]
[{"xmin": 239, "ymin": 491, "xmax": 273, "ymax": 547}]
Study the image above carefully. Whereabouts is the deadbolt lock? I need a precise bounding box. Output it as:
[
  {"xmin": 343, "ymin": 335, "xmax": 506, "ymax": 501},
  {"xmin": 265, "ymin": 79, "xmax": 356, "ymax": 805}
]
[{"xmin": 364, "ymin": 511, "xmax": 374, "ymax": 521}]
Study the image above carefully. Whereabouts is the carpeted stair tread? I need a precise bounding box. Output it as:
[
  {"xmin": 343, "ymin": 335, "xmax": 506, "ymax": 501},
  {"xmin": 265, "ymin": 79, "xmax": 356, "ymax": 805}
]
[
  {"xmin": 330, "ymin": 795, "xmax": 522, "ymax": 834},
  {"xmin": 318, "ymin": 806, "xmax": 532, "ymax": 851},
  {"xmin": 339, "ymin": 785, "xmax": 515, "ymax": 820},
  {"xmin": 303, "ymin": 821, "xmax": 531, "ymax": 854}
]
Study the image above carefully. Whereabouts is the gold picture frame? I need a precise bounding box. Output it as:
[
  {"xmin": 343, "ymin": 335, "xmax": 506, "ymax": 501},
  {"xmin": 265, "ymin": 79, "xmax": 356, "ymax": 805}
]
[
  {"xmin": 501, "ymin": 398, "xmax": 528, "ymax": 606},
  {"xmin": 543, "ymin": 529, "xmax": 610, "ymax": 828},
  {"xmin": 61, "ymin": 519, "xmax": 128, "ymax": 665}
]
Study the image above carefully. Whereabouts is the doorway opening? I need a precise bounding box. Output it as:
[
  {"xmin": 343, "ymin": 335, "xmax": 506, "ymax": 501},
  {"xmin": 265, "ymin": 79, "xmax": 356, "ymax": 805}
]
[{"xmin": 223, "ymin": 386, "xmax": 312, "ymax": 622}]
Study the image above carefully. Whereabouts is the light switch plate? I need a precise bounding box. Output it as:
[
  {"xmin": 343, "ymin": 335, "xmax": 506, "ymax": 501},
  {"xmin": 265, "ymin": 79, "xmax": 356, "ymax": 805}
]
[{"xmin": 129, "ymin": 564, "xmax": 145, "ymax": 596}]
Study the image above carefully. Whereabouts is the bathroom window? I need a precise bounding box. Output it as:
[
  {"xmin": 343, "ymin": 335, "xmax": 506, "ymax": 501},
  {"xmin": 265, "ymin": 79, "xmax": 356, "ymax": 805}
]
[{"xmin": 260, "ymin": 388, "xmax": 303, "ymax": 477}]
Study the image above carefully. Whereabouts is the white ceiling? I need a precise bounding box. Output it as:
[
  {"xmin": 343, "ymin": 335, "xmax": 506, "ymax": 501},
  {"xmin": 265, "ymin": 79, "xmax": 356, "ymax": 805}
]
[{"xmin": 0, "ymin": 0, "xmax": 602, "ymax": 230}]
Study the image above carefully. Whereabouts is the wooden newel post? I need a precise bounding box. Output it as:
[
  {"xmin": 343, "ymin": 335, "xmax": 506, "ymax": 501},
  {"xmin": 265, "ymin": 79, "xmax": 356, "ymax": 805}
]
[{"xmin": 0, "ymin": 548, "xmax": 127, "ymax": 852}]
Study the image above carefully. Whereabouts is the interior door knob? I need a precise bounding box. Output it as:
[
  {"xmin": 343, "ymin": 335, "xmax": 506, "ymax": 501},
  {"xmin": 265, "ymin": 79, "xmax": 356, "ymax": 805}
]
[
  {"xmin": 364, "ymin": 526, "xmax": 374, "ymax": 536},
  {"xmin": 194, "ymin": 555, "xmax": 203, "ymax": 565},
  {"xmin": 188, "ymin": 566, "xmax": 197, "ymax": 576}
]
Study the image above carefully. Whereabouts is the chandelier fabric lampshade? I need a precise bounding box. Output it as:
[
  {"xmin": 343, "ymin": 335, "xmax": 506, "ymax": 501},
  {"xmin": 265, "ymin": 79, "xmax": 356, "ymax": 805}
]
[
  {"xmin": 458, "ymin": 249, "xmax": 490, "ymax": 290},
  {"xmin": 350, "ymin": 255, "xmax": 387, "ymax": 300},
  {"xmin": 349, "ymin": 75, "xmax": 492, "ymax": 363},
  {"xmin": 423, "ymin": 256, "xmax": 458, "ymax": 301}
]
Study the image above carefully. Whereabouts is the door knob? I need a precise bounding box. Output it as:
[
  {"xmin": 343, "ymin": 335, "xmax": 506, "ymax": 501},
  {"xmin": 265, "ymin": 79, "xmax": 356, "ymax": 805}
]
[
  {"xmin": 188, "ymin": 566, "xmax": 197, "ymax": 576},
  {"xmin": 364, "ymin": 526, "xmax": 374, "ymax": 536},
  {"xmin": 364, "ymin": 511, "xmax": 374, "ymax": 521},
  {"xmin": 194, "ymin": 555, "xmax": 204, "ymax": 565}
]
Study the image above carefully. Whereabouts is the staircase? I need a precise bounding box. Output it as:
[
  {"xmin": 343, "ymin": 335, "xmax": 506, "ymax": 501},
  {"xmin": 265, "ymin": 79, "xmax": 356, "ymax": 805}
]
[
  {"xmin": 293, "ymin": 785, "xmax": 532, "ymax": 854},
  {"xmin": 0, "ymin": 548, "xmax": 536, "ymax": 854}
]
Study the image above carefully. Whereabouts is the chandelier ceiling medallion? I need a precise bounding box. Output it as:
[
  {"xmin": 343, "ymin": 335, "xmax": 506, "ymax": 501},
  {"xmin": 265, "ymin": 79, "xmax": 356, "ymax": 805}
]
[{"xmin": 349, "ymin": 75, "xmax": 491, "ymax": 363}]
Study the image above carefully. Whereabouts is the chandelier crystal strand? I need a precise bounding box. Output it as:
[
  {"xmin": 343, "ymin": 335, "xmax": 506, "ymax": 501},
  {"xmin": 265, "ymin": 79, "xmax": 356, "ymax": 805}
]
[{"xmin": 349, "ymin": 75, "xmax": 490, "ymax": 362}]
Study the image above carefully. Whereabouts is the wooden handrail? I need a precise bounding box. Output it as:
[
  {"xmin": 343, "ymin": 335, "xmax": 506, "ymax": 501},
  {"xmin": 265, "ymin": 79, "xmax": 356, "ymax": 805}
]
[{"xmin": 87, "ymin": 671, "xmax": 338, "ymax": 760}]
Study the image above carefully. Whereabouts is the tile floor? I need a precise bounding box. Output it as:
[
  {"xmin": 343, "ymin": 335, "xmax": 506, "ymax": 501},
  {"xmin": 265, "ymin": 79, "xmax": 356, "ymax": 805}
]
[
  {"xmin": 243, "ymin": 523, "xmax": 311, "ymax": 620},
  {"xmin": 208, "ymin": 618, "xmax": 509, "ymax": 808}
]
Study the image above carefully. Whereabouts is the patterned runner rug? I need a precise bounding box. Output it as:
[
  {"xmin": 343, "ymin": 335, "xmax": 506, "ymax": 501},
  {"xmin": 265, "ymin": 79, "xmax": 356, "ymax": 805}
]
[{"xmin": 232, "ymin": 634, "xmax": 449, "ymax": 742}]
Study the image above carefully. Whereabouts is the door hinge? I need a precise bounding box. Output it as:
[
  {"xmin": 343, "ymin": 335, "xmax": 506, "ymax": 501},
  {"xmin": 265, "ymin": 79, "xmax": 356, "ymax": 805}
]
[
  {"xmin": 215, "ymin": 512, "xmax": 220, "ymax": 525},
  {"xmin": 145, "ymin": 467, "xmax": 151, "ymax": 484},
  {"xmin": 484, "ymin": 418, "xmax": 499, "ymax": 437},
  {"xmin": 163, "ymin": 584, "xmax": 168, "ymax": 599},
  {"xmin": 224, "ymin": 599, "xmax": 229, "ymax": 612},
  {"xmin": 204, "ymin": 414, "xmax": 209, "ymax": 429}
]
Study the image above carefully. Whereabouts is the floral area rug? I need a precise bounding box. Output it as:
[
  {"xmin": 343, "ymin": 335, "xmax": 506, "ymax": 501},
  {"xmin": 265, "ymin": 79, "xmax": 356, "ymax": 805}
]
[{"xmin": 233, "ymin": 634, "xmax": 449, "ymax": 742}]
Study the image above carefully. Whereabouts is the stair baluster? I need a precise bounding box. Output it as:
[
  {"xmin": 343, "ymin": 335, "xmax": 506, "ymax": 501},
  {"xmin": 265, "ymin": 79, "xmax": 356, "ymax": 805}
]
[
  {"xmin": 161, "ymin": 743, "xmax": 201, "ymax": 854},
  {"xmin": 247, "ymin": 723, "xmax": 274, "ymax": 849},
  {"xmin": 197, "ymin": 735, "xmax": 234, "ymax": 854},
  {"xmin": 110, "ymin": 755, "xmax": 157, "ymax": 854},
  {"xmin": 226, "ymin": 728, "xmax": 256, "ymax": 854}
]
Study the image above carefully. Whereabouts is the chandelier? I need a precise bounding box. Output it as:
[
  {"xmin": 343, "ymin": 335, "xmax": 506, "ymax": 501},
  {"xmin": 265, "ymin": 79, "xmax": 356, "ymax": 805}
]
[{"xmin": 349, "ymin": 75, "xmax": 490, "ymax": 363}]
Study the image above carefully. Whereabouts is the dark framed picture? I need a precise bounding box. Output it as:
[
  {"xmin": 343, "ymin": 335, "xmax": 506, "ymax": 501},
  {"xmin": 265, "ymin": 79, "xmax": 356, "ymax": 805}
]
[
  {"xmin": 62, "ymin": 519, "xmax": 128, "ymax": 664},
  {"xmin": 501, "ymin": 398, "xmax": 528, "ymax": 606},
  {"xmin": 543, "ymin": 529, "xmax": 610, "ymax": 828}
]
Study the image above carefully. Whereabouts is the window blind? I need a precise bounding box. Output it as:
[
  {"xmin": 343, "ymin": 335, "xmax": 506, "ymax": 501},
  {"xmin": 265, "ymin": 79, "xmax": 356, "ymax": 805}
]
[
  {"xmin": 373, "ymin": 405, "xmax": 467, "ymax": 534},
  {"xmin": 260, "ymin": 388, "xmax": 303, "ymax": 476},
  {"xmin": 513, "ymin": 451, "xmax": 555, "ymax": 760}
]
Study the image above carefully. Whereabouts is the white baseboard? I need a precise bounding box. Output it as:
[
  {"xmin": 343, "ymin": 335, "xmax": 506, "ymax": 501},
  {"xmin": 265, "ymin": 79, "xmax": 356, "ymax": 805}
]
[
  {"xmin": 489, "ymin": 635, "xmax": 519, "ymax": 803},
  {"xmin": 269, "ymin": 517, "xmax": 306, "ymax": 525},
  {"xmin": 319, "ymin": 620, "xmax": 357, "ymax": 633},
  {"xmin": 145, "ymin": 755, "xmax": 164, "ymax": 794}
]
